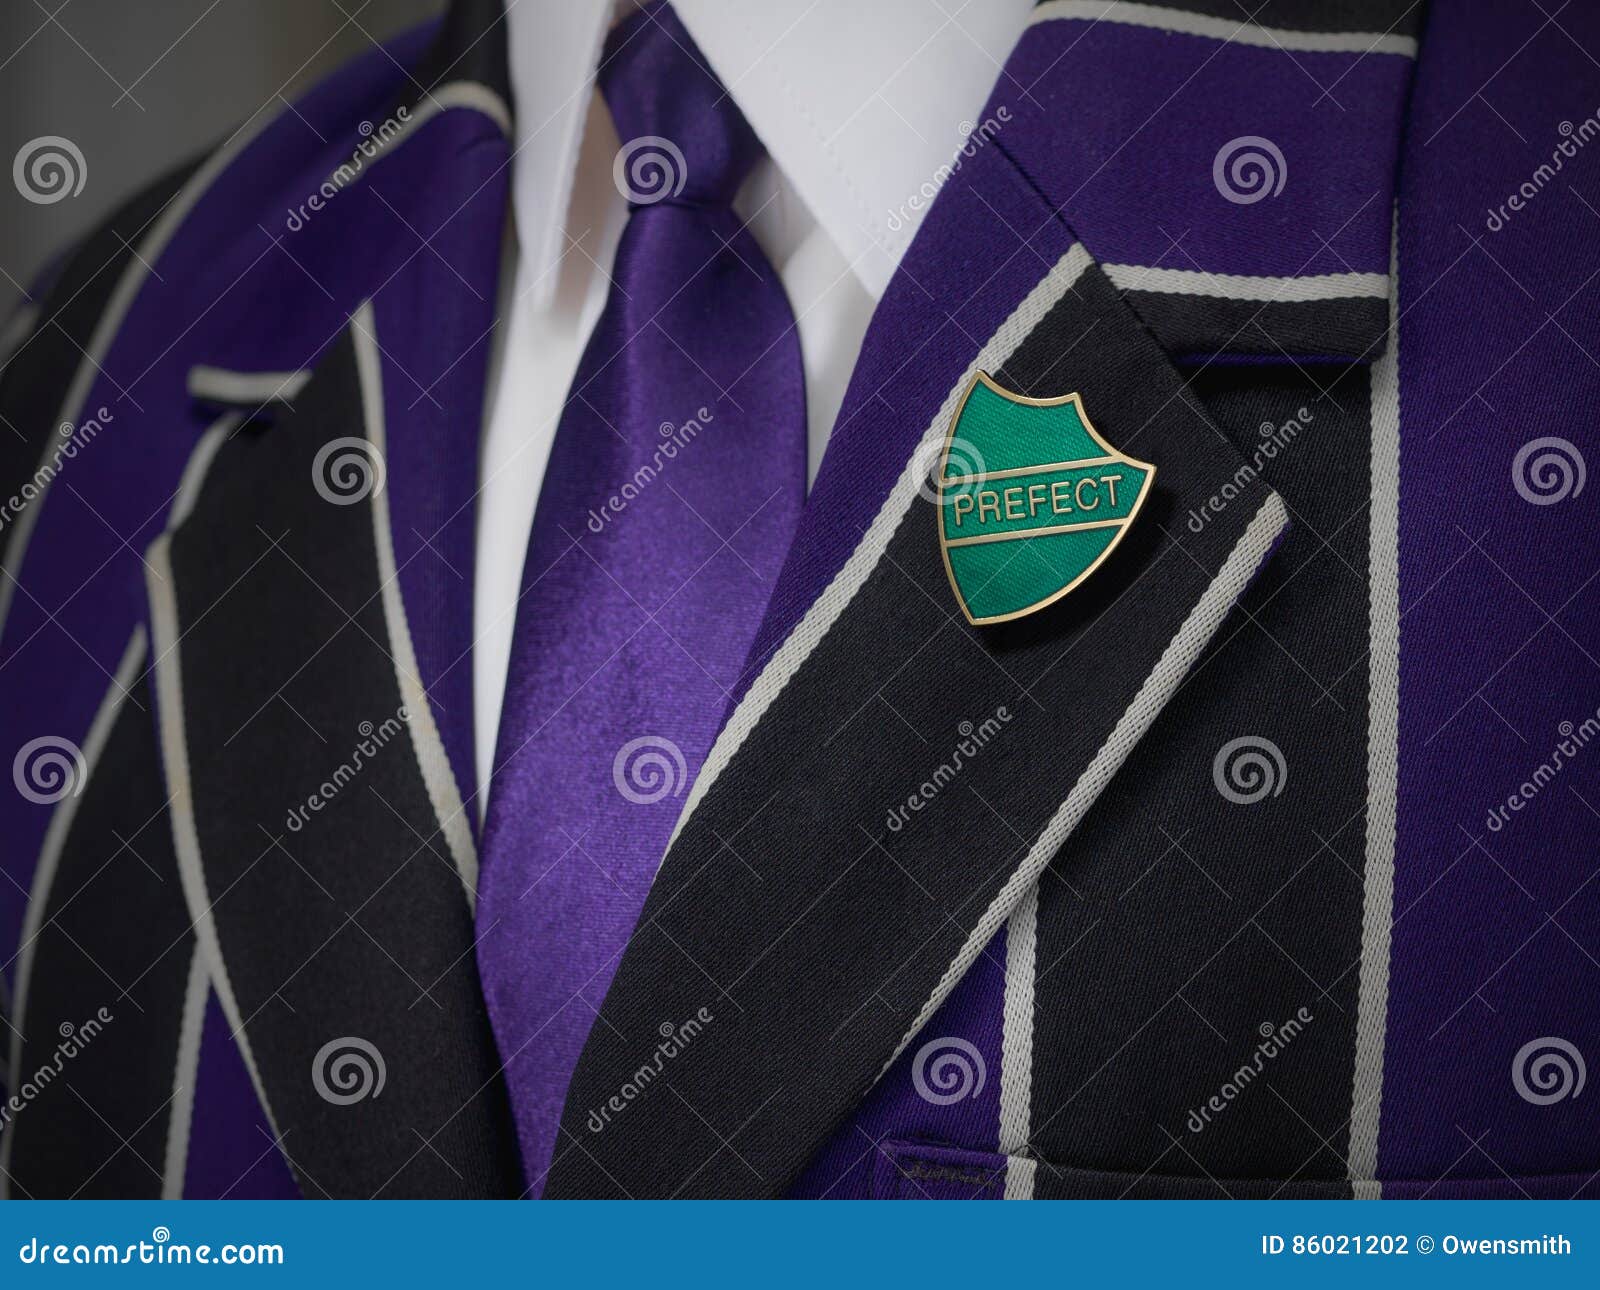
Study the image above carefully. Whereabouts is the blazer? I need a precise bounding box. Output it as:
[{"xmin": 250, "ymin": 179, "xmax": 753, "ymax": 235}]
[{"xmin": 2, "ymin": 0, "xmax": 1596, "ymax": 1200}]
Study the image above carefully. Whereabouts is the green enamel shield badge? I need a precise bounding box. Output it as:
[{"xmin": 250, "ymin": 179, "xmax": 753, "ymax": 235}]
[{"xmin": 937, "ymin": 373, "xmax": 1155, "ymax": 626}]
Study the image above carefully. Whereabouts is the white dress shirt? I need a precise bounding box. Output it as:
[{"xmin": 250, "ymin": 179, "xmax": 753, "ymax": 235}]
[{"xmin": 474, "ymin": 0, "xmax": 1033, "ymax": 806}]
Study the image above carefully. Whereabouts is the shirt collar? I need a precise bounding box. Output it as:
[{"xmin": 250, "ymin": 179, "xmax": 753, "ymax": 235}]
[{"xmin": 503, "ymin": 0, "xmax": 1034, "ymax": 306}]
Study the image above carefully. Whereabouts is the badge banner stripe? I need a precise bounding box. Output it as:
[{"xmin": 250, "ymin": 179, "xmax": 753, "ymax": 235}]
[
  {"xmin": 946, "ymin": 516, "xmax": 1127, "ymax": 548},
  {"xmin": 943, "ymin": 455, "xmax": 1121, "ymax": 485}
]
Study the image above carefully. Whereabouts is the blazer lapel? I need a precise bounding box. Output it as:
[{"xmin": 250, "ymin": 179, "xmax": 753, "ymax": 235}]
[
  {"xmin": 543, "ymin": 107, "xmax": 1290, "ymax": 1203},
  {"xmin": 545, "ymin": 0, "xmax": 1418, "ymax": 1198},
  {"xmin": 144, "ymin": 1, "xmax": 520, "ymax": 1197}
]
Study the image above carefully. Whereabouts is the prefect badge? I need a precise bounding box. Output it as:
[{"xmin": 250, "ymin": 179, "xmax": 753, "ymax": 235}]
[{"xmin": 937, "ymin": 373, "xmax": 1155, "ymax": 625}]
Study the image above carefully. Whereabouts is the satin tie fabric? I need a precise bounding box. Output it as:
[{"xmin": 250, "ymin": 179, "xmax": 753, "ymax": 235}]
[{"xmin": 475, "ymin": 0, "xmax": 806, "ymax": 1195}]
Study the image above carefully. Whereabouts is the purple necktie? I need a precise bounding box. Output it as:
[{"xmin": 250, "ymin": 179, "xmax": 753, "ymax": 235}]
[{"xmin": 475, "ymin": 1, "xmax": 806, "ymax": 1196}]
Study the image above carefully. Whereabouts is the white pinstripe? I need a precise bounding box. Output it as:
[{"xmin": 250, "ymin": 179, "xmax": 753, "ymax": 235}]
[
  {"xmin": 351, "ymin": 302, "xmax": 479, "ymax": 905},
  {"xmin": 1000, "ymin": 883, "xmax": 1039, "ymax": 1198},
  {"xmin": 1104, "ymin": 264, "xmax": 1390, "ymax": 303},
  {"xmin": 884, "ymin": 493, "xmax": 1291, "ymax": 1078},
  {"xmin": 1030, "ymin": 1, "xmax": 1417, "ymax": 57},
  {"xmin": 1348, "ymin": 217, "xmax": 1401, "ymax": 1194},
  {"xmin": 1004, "ymin": 1154, "xmax": 1038, "ymax": 1201},
  {"xmin": 162, "ymin": 944, "xmax": 211, "ymax": 1200},
  {"xmin": 999, "ymin": 884, "xmax": 1038, "ymax": 1155}
]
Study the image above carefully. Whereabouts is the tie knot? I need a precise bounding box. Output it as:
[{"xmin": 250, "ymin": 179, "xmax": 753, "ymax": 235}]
[{"xmin": 599, "ymin": 1, "xmax": 763, "ymax": 206}]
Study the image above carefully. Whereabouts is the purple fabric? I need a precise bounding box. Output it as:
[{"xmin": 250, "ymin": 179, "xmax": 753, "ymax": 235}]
[
  {"xmin": 474, "ymin": 2, "xmax": 805, "ymax": 1197},
  {"xmin": 1, "ymin": 17, "xmax": 512, "ymax": 1195},
  {"xmin": 792, "ymin": 930, "xmax": 1009, "ymax": 1198},
  {"xmin": 0, "ymin": 28, "xmax": 429, "ymax": 973},
  {"xmin": 998, "ymin": 22, "xmax": 1408, "ymax": 279},
  {"xmin": 21, "ymin": 0, "xmax": 1596, "ymax": 1202},
  {"xmin": 183, "ymin": 996, "xmax": 300, "ymax": 1198},
  {"xmin": 1382, "ymin": 3, "xmax": 1600, "ymax": 1189}
]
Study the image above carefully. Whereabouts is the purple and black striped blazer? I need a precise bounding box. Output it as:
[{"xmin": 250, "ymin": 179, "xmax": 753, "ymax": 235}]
[{"xmin": 2, "ymin": 0, "xmax": 1597, "ymax": 1199}]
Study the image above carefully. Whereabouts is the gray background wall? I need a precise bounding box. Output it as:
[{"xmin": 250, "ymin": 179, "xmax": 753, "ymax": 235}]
[{"xmin": 1, "ymin": 0, "xmax": 443, "ymax": 316}]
